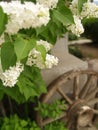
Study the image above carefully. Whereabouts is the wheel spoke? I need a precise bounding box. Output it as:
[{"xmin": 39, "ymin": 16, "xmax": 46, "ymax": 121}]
[
  {"xmin": 85, "ymin": 87, "xmax": 98, "ymax": 101},
  {"xmin": 88, "ymin": 98, "xmax": 98, "ymax": 106},
  {"xmin": 57, "ymin": 87, "xmax": 72, "ymax": 104},
  {"xmin": 42, "ymin": 112, "xmax": 67, "ymax": 126},
  {"xmin": 36, "ymin": 70, "xmax": 98, "ymax": 128},
  {"xmin": 73, "ymin": 76, "xmax": 80, "ymax": 100},
  {"xmin": 92, "ymin": 109, "xmax": 98, "ymax": 114},
  {"xmin": 79, "ymin": 75, "xmax": 94, "ymax": 99}
]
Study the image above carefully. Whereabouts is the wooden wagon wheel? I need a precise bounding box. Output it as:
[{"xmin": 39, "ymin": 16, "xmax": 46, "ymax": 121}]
[{"xmin": 36, "ymin": 70, "xmax": 98, "ymax": 130}]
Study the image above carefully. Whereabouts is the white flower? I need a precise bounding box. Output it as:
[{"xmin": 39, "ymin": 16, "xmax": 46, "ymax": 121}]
[
  {"xmin": 45, "ymin": 54, "xmax": 59, "ymax": 68},
  {"xmin": 70, "ymin": 0, "xmax": 79, "ymax": 16},
  {"xmin": 0, "ymin": 62, "xmax": 24, "ymax": 87},
  {"xmin": 70, "ymin": 0, "xmax": 98, "ymax": 19},
  {"xmin": 37, "ymin": 40, "xmax": 53, "ymax": 52},
  {"xmin": 67, "ymin": 15, "xmax": 84, "ymax": 37},
  {"xmin": 26, "ymin": 48, "xmax": 45, "ymax": 69},
  {"xmin": 81, "ymin": 2, "xmax": 98, "ymax": 18},
  {"xmin": 0, "ymin": 34, "xmax": 5, "ymax": 45},
  {"xmin": 0, "ymin": 1, "xmax": 50, "ymax": 34},
  {"xmin": 26, "ymin": 43, "xmax": 58, "ymax": 69},
  {"xmin": 5, "ymin": 16, "xmax": 21, "ymax": 34},
  {"xmin": 36, "ymin": 0, "xmax": 58, "ymax": 9}
]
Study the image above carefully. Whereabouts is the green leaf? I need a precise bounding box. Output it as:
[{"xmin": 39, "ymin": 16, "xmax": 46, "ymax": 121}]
[
  {"xmin": 36, "ymin": 26, "xmax": 47, "ymax": 36},
  {"xmin": 44, "ymin": 121, "xmax": 67, "ymax": 130},
  {"xmin": 0, "ymin": 81, "xmax": 26, "ymax": 104},
  {"xmin": 78, "ymin": 0, "xmax": 88, "ymax": 13},
  {"xmin": 20, "ymin": 120, "xmax": 28, "ymax": 127},
  {"xmin": 14, "ymin": 37, "xmax": 35, "ymax": 61},
  {"xmin": 0, "ymin": 6, "xmax": 8, "ymax": 36},
  {"xmin": 53, "ymin": 2, "xmax": 74, "ymax": 26},
  {"xmin": 31, "ymin": 66, "xmax": 47, "ymax": 94},
  {"xmin": 1, "ymin": 42, "xmax": 17, "ymax": 71},
  {"xmin": 36, "ymin": 25, "xmax": 57, "ymax": 44},
  {"xmin": 17, "ymin": 77, "xmax": 39, "ymax": 100},
  {"xmin": 36, "ymin": 45, "xmax": 46, "ymax": 61},
  {"xmin": 17, "ymin": 66, "xmax": 46, "ymax": 100}
]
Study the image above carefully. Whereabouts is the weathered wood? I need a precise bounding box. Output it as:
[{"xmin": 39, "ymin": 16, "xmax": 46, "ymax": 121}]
[
  {"xmin": 36, "ymin": 70, "xmax": 98, "ymax": 129},
  {"xmin": 79, "ymin": 75, "xmax": 94, "ymax": 98},
  {"xmin": 57, "ymin": 87, "xmax": 72, "ymax": 104},
  {"xmin": 88, "ymin": 98, "xmax": 98, "ymax": 106},
  {"xmin": 67, "ymin": 100, "xmax": 94, "ymax": 130},
  {"xmin": 85, "ymin": 88, "xmax": 98, "ymax": 101},
  {"xmin": 78, "ymin": 125, "xmax": 98, "ymax": 130},
  {"xmin": 92, "ymin": 109, "xmax": 98, "ymax": 114},
  {"xmin": 41, "ymin": 70, "xmax": 74, "ymax": 103},
  {"xmin": 74, "ymin": 76, "xmax": 80, "ymax": 100},
  {"xmin": 77, "ymin": 106, "xmax": 93, "ymax": 127}
]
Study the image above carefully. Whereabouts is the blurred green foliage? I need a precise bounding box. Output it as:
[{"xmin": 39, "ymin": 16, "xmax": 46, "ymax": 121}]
[{"xmin": 83, "ymin": 18, "xmax": 98, "ymax": 43}]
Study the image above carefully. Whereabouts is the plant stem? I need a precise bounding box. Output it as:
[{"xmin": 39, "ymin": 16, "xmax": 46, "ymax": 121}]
[
  {"xmin": 0, "ymin": 101, "xmax": 6, "ymax": 117},
  {"xmin": 24, "ymin": 103, "xmax": 29, "ymax": 119},
  {"xmin": 8, "ymin": 97, "xmax": 13, "ymax": 114}
]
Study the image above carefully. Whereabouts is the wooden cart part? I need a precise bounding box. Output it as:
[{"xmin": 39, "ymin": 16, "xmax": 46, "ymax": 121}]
[{"xmin": 36, "ymin": 70, "xmax": 98, "ymax": 130}]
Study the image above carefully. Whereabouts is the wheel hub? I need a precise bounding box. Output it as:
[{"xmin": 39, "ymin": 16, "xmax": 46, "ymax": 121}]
[{"xmin": 67, "ymin": 100, "xmax": 94, "ymax": 129}]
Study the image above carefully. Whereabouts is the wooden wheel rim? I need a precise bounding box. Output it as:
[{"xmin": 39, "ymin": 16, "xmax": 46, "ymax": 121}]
[{"xmin": 36, "ymin": 70, "xmax": 98, "ymax": 129}]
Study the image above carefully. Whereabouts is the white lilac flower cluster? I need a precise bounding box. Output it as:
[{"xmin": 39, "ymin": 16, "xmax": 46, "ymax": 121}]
[
  {"xmin": 36, "ymin": 0, "xmax": 58, "ymax": 9},
  {"xmin": 0, "ymin": 62, "xmax": 24, "ymax": 87},
  {"xmin": 68, "ymin": 0, "xmax": 98, "ymax": 37},
  {"xmin": 69, "ymin": 0, "xmax": 79, "ymax": 16},
  {"xmin": 67, "ymin": 0, "xmax": 84, "ymax": 36},
  {"xmin": 0, "ymin": 1, "xmax": 50, "ymax": 35},
  {"xmin": 36, "ymin": 39, "xmax": 53, "ymax": 51},
  {"xmin": 26, "ymin": 40, "xmax": 58, "ymax": 69},
  {"xmin": 70, "ymin": 0, "xmax": 98, "ymax": 19},
  {"xmin": 67, "ymin": 15, "xmax": 84, "ymax": 37},
  {"xmin": 81, "ymin": 2, "xmax": 98, "ymax": 18},
  {"xmin": 45, "ymin": 54, "xmax": 59, "ymax": 68}
]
